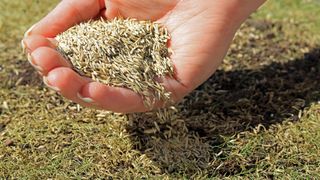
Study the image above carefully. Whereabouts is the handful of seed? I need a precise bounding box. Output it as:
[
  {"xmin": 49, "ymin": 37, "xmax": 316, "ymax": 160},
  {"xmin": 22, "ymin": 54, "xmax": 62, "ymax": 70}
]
[{"xmin": 56, "ymin": 18, "xmax": 174, "ymax": 108}]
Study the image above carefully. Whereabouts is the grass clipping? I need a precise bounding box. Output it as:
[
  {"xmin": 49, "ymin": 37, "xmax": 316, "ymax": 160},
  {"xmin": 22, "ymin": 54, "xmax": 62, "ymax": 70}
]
[{"xmin": 56, "ymin": 18, "xmax": 174, "ymax": 108}]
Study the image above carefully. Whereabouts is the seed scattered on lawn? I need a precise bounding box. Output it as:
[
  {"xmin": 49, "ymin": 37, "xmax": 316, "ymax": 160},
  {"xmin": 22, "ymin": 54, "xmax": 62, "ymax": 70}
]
[{"xmin": 56, "ymin": 18, "xmax": 174, "ymax": 109}]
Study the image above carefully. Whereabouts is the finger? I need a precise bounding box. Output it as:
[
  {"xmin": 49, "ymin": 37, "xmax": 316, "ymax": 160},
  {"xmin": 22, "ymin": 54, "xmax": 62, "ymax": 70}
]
[
  {"xmin": 78, "ymin": 76, "xmax": 190, "ymax": 113},
  {"xmin": 22, "ymin": 35, "xmax": 57, "ymax": 54},
  {"xmin": 44, "ymin": 67, "xmax": 91, "ymax": 105},
  {"xmin": 79, "ymin": 82, "xmax": 147, "ymax": 113},
  {"xmin": 45, "ymin": 67, "xmax": 148, "ymax": 112},
  {"xmin": 44, "ymin": 68, "xmax": 185, "ymax": 112},
  {"xmin": 26, "ymin": 0, "xmax": 106, "ymax": 38},
  {"xmin": 29, "ymin": 47, "xmax": 72, "ymax": 75}
]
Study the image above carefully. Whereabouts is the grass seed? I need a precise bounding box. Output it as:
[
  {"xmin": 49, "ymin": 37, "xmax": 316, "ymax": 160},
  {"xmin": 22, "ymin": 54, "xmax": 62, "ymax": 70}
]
[{"xmin": 56, "ymin": 18, "xmax": 174, "ymax": 109}]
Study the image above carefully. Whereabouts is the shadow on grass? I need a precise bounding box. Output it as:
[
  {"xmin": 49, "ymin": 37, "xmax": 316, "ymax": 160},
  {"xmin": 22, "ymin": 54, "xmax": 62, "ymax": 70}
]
[
  {"xmin": 1, "ymin": 59, "xmax": 42, "ymax": 89},
  {"xmin": 126, "ymin": 47, "xmax": 320, "ymax": 176}
]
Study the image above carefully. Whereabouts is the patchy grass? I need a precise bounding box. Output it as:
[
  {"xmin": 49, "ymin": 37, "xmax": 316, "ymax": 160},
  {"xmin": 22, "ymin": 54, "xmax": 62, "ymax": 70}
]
[{"xmin": 0, "ymin": 0, "xmax": 320, "ymax": 179}]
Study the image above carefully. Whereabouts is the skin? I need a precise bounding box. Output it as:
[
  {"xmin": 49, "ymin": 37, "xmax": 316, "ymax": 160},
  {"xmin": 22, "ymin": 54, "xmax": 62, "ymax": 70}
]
[{"xmin": 22, "ymin": 0, "xmax": 266, "ymax": 113}]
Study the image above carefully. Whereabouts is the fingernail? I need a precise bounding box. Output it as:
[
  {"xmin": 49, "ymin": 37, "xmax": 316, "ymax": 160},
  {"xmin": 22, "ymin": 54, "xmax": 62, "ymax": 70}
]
[
  {"xmin": 48, "ymin": 38, "xmax": 59, "ymax": 47},
  {"xmin": 24, "ymin": 24, "xmax": 36, "ymax": 38},
  {"xmin": 43, "ymin": 76, "xmax": 60, "ymax": 92},
  {"xmin": 77, "ymin": 93, "xmax": 95, "ymax": 103},
  {"xmin": 27, "ymin": 53, "xmax": 43, "ymax": 72},
  {"xmin": 21, "ymin": 40, "xmax": 26, "ymax": 53}
]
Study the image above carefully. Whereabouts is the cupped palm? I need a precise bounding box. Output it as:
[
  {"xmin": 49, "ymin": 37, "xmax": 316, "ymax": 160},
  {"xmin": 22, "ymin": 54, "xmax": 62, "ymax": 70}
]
[{"xmin": 23, "ymin": 0, "xmax": 263, "ymax": 112}]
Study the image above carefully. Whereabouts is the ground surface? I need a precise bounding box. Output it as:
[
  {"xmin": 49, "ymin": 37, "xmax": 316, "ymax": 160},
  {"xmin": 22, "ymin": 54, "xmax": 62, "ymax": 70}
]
[{"xmin": 0, "ymin": 0, "xmax": 320, "ymax": 179}]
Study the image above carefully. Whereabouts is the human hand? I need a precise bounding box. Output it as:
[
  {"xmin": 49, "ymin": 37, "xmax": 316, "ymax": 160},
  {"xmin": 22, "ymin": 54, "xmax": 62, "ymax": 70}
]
[{"xmin": 22, "ymin": 0, "xmax": 265, "ymax": 113}]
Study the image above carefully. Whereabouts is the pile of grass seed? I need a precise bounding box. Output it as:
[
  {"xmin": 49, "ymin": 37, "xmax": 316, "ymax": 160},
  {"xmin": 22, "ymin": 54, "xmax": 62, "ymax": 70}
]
[{"xmin": 56, "ymin": 18, "xmax": 174, "ymax": 108}]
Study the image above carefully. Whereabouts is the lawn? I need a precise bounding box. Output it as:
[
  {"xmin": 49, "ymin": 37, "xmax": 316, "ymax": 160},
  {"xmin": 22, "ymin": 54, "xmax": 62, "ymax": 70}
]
[{"xmin": 0, "ymin": 0, "xmax": 319, "ymax": 179}]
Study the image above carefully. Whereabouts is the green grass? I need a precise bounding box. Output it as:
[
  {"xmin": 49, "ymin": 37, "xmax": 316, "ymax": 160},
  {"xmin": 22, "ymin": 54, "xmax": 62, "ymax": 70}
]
[
  {"xmin": 255, "ymin": 0, "xmax": 320, "ymax": 43},
  {"xmin": 0, "ymin": 0, "xmax": 320, "ymax": 179}
]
